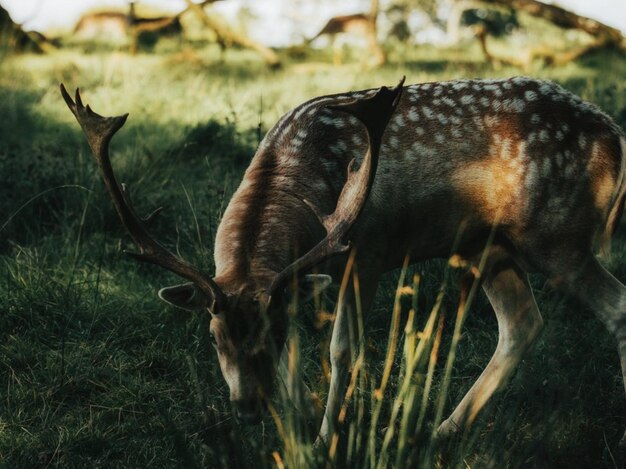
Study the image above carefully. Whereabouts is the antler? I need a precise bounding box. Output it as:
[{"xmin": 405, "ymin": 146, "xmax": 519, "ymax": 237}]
[
  {"xmin": 268, "ymin": 77, "xmax": 405, "ymax": 299},
  {"xmin": 60, "ymin": 84, "xmax": 226, "ymax": 310}
]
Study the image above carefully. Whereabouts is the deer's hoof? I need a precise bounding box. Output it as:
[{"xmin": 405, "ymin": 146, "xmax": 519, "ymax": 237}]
[{"xmin": 436, "ymin": 418, "xmax": 461, "ymax": 441}]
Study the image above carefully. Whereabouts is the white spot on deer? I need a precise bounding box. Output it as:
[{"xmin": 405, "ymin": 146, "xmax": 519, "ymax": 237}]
[
  {"xmin": 517, "ymin": 140, "xmax": 528, "ymax": 161},
  {"xmin": 472, "ymin": 116, "xmax": 485, "ymax": 130},
  {"xmin": 561, "ymin": 123, "xmax": 570, "ymax": 133},
  {"xmin": 503, "ymin": 81, "xmax": 512, "ymax": 90},
  {"xmin": 503, "ymin": 98, "xmax": 526, "ymax": 113},
  {"xmin": 413, "ymin": 142, "xmax": 436, "ymax": 158},
  {"xmin": 539, "ymin": 82, "xmax": 554, "ymax": 95},
  {"xmin": 539, "ymin": 129, "xmax": 549, "ymax": 143},
  {"xmin": 352, "ymin": 134, "xmax": 364, "ymax": 146},
  {"xmin": 437, "ymin": 114, "xmax": 449, "ymax": 125},
  {"xmin": 500, "ymin": 139, "xmax": 512, "ymax": 160},
  {"xmin": 555, "ymin": 130, "xmax": 565, "ymax": 141},
  {"xmin": 527, "ymin": 132, "xmax": 536, "ymax": 145},
  {"xmin": 452, "ymin": 81, "xmax": 469, "ymax": 91},
  {"xmin": 329, "ymin": 140, "xmax": 347, "ymax": 155},
  {"xmin": 578, "ymin": 134, "xmax": 587, "ymax": 149},
  {"xmin": 460, "ymin": 95, "xmax": 475, "ymax": 105},
  {"xmin": 525, "ymin": 160, "xmax": 538, "ymax": 188},
  {"xmin": 389, "ymin": 135, "xmax": 400, "ymax": 149},
  {"xmin": 393, "ymin": 114, "xmax": 405, "ymax": 128},
  {"xmin": 452, "ymin": 128, "xmax": 463, "ymax": 138},
  {"xmin": 480, "ymin": 96, "xmax": 490, "ymax": 107},
  {"xmin": 415, "ymin": 127, "xmax": 425, "ymax": 136},
  {"xmin": 450, "ymin": 115, "xmax": 462, "ymax": 125},
  {"xmin": 433, "ymin": 98, "xmax": 441, "ymax": 106},
  {"xmin": 525, "ymin": 90, "xmax": 538, "ymax": 102},
  {"xmin": 512, "ymin": 76, "xmax": 531, "ymax": 86},
  {"xmin": 421, "ymin": 83, "xmax": 432, "ymax": 91},
  {"xmin": 442, "ymin": 97, "xmax": 456, "ymax": 107},
  {"xmin": 347, "ymin": 116, "xmax": 359, "ymax": 126},
  {"xmin": 530, "ymin": 113, "xmax": 541, "ymax": 125},
  {"xmin": 484, "ymin": 84, "xmax": 503, "ymax": 97},
  {"xmin": 435, "ymin": 134, "xmax": 445, "ymax": 144},
  {"xmin": 555, "ymin": 152, "xmax": 563, "ymax": 167},
  {"xmin": 408, "ymin": 108, "xmax": 419, "ymax": 122},
  {"xmin": 320, "ymin": 115, "xmax": 346, "ymax": 128},
  {"xmin": 484, "ymin": 115, "xmax": 498, "ymax": 128},
  {"xmin": 422, "ymin": 106, "xmax": 435, "ymax": 119},
  {"xmin": 434, "ymin": 86, "xmax": 444, "ymax": 97}
]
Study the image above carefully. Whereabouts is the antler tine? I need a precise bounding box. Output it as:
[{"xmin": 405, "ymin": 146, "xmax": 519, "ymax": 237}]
[
  {"xmin": 268, "ymin": 77, "xmax": 405, "ymax": 298},
  {"xmin": 60, "ymin": 84, "xmax": 226, "ymax": 310}
]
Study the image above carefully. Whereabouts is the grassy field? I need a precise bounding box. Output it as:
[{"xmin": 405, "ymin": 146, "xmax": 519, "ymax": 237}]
[{"xmin": 1, "ymin": 38, "xmax": 626, "ymax": 468}]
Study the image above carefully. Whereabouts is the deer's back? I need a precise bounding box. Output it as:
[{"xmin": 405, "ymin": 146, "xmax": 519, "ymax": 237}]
[{"xmin": 225, "ymin": 78, "xmax": 625, "ymax": 274}]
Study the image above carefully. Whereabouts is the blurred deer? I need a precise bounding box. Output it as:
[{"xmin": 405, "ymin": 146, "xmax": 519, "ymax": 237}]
[
  {"xmin": 73, "ymin": 11, "xmax": 128, "ymax": 41},
  {"xmin": 308, "ymin": 10, "xmax": 385, "ymax": 67},
  {"xmin": 61, "ymin": 75, "xmax": 626, "ymax": 448}
]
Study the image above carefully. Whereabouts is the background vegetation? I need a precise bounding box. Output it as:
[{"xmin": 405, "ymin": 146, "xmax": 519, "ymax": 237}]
[{"xmin": 1, "ymin": 14, "xmax": 626, "ymax": 468}]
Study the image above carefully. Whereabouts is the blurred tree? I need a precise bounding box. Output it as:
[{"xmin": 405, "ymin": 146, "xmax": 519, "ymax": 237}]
[
  {"xmin": 0, "ymin": 5, "xmax": 51, "ymax": 53},
  {"xmin": 450, "ymin": 0, "xmax": 626, "ymax": 66},
  {"xmin": 481, "ymin": 0, "xmax": 626, "ymax": 64},
  {"xmin": 128, "ymin": 1, "xmax": 184, "ymax": 54},
  {"xmin": 183, "ymin": 0, "xmax": 281, "ymax": 68}
]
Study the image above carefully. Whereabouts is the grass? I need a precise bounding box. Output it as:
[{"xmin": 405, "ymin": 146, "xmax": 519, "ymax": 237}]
[{"xmin": 1, "ymin": 39, "xmax": 626, "ymax": 467}]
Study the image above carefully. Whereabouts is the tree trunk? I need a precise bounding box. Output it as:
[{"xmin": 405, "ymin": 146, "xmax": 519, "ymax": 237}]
[
  {"xmin": 481, "ymin": 0, "xmax": 626, "ymax": 63},
  {"xmin": 0, "ymin": 6, "xmax": 48, "ymax": 53},
  {"xmin": 183, "ymin": 0, "xmax": 281, "ymax": 68},
  {"xmin": 368, "ymin": 0, "xmax": 386, "ymax": 66}
]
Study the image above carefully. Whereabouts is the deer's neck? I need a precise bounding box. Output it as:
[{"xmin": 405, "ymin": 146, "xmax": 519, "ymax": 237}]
[{"xmin": 213, "ymin": 153, "xmax": 328, "ymax": 291}]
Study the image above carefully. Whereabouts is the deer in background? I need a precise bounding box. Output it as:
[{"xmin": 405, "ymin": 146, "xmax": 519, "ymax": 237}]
[
  {"xmin": 61, "ymin": 74, "xmax": 626, "ymax": 449},
  {"xmin": 308, "ymin": 0, "xmax": 385, "ymax": 67},
  {"xmin": 73, "ymin": 11, "xmax": 129, "ymax": 41}
]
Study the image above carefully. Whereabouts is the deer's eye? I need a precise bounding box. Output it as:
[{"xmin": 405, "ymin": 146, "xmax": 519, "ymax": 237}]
[{"xmin": 209, "ymin": 332, "xmax": 218, "ymax": 347}]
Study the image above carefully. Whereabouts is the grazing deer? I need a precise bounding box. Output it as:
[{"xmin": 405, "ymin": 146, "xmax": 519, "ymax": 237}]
[
  {"xmin": 309, "ymin": 13, "xmax": 385, "ymax": 67},
  {"xmin": 60, "ymin": 75, "xmax": 626, "ymax": 448},
  {"xmin": 73, "ymin": 11, "xmax": 129, "ymax": 40}
]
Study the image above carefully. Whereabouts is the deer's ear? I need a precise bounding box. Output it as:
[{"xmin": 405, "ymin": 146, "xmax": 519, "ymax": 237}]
[
  {"xmin": 158, "ymin": 282, "xmax": 210, "ymax": 311},
  {"xmin": 283, "ymin": 274, "xmax": 333, "ymax": 303}
]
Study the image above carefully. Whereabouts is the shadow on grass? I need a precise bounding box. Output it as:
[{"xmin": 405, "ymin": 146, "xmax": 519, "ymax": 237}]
[{"xmin": 0, "ymin": 83, "xmax": 256, "ymax": 254}]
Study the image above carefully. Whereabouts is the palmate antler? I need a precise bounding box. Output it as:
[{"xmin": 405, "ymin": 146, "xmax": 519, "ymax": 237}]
[
  {"xmin": 60, "ymin": 84, "xmax": 227, "ymax": 310},
  {"xmin": 268, "ymin": 77, "xmax": 405, "ymax": 301}
]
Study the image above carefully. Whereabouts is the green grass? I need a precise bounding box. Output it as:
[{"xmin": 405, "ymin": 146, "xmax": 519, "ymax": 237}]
[{"xmin": 1, "ymin": 41, "xmax": 626, "ymax": 467}]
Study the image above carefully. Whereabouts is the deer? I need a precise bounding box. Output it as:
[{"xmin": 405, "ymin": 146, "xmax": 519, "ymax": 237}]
[
  {"xmin": 308, "ymin": 13, "xmax": 385, "ymax": 67},
  {"xmin": 60, "ymin": 75, "xmax": 626, "ymax": 449},
  {"xmin": 73, "ymin": 11, "xmax": 129, "ymax": 41}
]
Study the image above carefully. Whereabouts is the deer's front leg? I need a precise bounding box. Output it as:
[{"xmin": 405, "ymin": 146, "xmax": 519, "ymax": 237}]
[
  {"xmin": 316, "ymin": 271, "xmax": 378, "ymax": 448},
  {"xmin": 316, "ymin": 288, "xmax": 353, "ymax": 448}
]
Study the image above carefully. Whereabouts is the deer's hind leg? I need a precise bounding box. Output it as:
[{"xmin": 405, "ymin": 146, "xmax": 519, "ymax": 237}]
[
  {"xmin": 438, "ymin": 257, "xmax": 543, "ymax": 437},
  {"xmin": 550, "ymin": 255, "xmax": 626, "ymax": 446}
]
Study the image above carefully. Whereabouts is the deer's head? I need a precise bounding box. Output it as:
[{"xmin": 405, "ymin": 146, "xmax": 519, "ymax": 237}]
[{"xmin": 60, "ymin": 79, "xmax": 403, "ymax": 423}]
